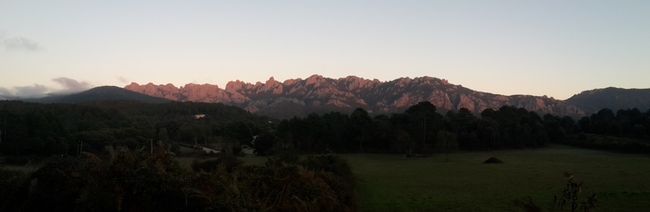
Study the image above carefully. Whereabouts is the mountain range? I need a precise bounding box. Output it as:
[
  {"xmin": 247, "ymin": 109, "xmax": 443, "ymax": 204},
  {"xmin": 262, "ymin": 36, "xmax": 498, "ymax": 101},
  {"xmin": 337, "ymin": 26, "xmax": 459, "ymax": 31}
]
[
  {"xmin": 10, "ymin": 75, "xmax": 648, "ymax": 118},
  {"xmin": 119, "ymin": 75, "xmax": 634, "ymax": 118}
]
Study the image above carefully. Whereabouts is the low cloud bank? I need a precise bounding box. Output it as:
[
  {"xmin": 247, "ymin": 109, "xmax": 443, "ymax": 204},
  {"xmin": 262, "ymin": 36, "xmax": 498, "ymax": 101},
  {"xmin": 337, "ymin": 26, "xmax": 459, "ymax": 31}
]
[{"xmin": 0, "ymin": 77, "xmax": 93, "ymax": 98}]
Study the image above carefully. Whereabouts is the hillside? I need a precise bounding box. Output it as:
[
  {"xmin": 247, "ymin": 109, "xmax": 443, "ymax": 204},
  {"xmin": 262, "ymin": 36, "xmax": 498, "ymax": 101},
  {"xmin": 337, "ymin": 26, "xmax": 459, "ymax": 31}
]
[
  {"xmin": 34, "ymin": 86, "xmax": 170, "ymax": 104},
  {"xmin": 566, "ymin": 87, "xmax": 650, "ymax": 113},
  {"xmin": 125, "ymin": 75, "xmax": 583, "ymax": 118}
]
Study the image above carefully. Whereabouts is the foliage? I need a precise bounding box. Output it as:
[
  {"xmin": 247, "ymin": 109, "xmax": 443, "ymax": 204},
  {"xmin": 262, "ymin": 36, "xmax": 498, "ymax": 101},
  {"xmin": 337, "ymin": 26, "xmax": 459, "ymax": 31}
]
[
  {"xmin": 513, "ymin": 197, "xmax": 541, "ymax": 212},
  {"xmin": 0, "ymin": 169, "xmax": 28, "ymax": 211},
  {"xmin": 253, "ymin": 133, "xmax": 276, "ymax": 156},
  {"xmin": 553, "ymin": 173, "xmax": 597, "ymax": 212},
  {"xmin": 0, "ymin": 101, "xmax": 269, "ymax": 156},
  {"xmin": 562, "ymin": 133, "xmax": 650, "ymax": 153},
  {"xmin": 483, "ymin": 157, "xmax": 503, "ymax": 164},
  {"xmin": 277, "ymin": 104, "xmax": 553, "ymax": 154},
  {"xmin": 3, "ymin": 100, "xmax": 649, "ymax": 156},
  {"xmin": 0, "ymin": 151, "xmax": 357, "ymax": 211},
  {"xmin": 191, "ymin": 154, "xmax": 242, "ymax": 173}
]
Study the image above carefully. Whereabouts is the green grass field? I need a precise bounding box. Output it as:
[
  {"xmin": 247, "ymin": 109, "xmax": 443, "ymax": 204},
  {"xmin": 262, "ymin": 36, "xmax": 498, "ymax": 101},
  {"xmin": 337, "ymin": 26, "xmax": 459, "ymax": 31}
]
[
  {"xmin": 341, "ymin": 145, "xmax": 650, "ymax": 211},
  {"xmin": 4, "ymin": 146, "xmax": 649, "ymax": 211}
]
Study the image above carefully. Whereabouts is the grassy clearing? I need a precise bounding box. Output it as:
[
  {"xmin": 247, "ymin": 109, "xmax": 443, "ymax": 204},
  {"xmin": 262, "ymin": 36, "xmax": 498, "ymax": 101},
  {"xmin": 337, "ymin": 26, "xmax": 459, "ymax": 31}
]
[{"xmin": 342, "ymin": 145, "xmax": 650, "ymax": 211}]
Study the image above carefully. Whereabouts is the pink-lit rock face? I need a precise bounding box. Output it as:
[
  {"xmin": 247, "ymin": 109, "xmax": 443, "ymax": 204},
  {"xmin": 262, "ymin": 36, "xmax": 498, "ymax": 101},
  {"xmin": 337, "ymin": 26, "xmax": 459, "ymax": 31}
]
[
  {"xmin": 125, "ymin": 75, "xmax": 583, "ymax": 118},
  {"xmin": 181, "ymin": 83, "xmax": 226, "ymax": 103}
]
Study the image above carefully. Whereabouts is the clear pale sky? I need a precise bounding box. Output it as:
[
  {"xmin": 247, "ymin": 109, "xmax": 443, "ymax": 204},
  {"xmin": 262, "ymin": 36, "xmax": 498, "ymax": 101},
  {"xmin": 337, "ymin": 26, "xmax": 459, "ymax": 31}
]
[{"xmin": 1, "ymin": 0, "xmax": 649, "ymax": 99}]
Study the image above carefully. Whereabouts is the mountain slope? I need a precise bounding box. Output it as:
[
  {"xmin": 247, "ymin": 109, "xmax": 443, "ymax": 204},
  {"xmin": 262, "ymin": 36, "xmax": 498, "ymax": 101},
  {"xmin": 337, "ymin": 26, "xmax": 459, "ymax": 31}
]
[
  {"xmin": 566, "ymin": 87, "xmax": 650, "ymax": 113},
  {"xmin": 35, "ymin": 86, "xmax": 170, "ymax": 104},
  {"xmin": 125, "ymin": 75, "xmax": 583, "ymax": 118}
]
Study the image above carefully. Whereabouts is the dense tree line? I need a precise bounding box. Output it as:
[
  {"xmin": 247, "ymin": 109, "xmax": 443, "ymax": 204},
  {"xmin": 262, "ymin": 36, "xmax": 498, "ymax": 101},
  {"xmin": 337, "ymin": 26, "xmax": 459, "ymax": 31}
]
[
  {"xmin": 1, "ymin": 100, "xmax": 649, "ymax": 157},
  {"xmin": 578, "ymin": 108, "xmax": 650, "ymax": 139},
  {"xmin": 0, "ymin": 152, "xmax": 356, "ymax": 211},
  {"xmin": 271, "ymin": 103, "xmax": 650, "ymax": 154},
  {"xmin": 273, "ymin": 102, "xmax": 556, "ymax": 154},
  {"xmin": 566, "ymin": 108, "xmax": 650, "ymax": 152},
  {"xmin": 0, "ymin": 101, "xmax": 270, "ymax": 157},
  {"xmin": 266, "ymin": 102, "xmax": 650, "ymax": 154}
]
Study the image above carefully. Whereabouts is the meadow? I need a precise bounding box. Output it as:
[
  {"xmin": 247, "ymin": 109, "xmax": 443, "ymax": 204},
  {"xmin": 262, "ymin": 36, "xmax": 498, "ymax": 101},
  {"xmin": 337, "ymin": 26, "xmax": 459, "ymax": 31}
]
[
  {"xmin": 342, "ymin": 145, "xmax": 650, "ymax": 211},
  {"xmin": 5, "ymin": 145, "xmax": 650, "ymax": 211}
]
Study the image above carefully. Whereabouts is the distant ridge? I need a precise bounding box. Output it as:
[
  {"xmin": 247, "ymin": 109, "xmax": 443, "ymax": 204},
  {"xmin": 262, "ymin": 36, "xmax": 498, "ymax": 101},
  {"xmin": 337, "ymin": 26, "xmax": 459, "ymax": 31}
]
[
  {"xmin": 16, "ymin": 77, "xmax": 647, "ymax": 118},
  {"xmin": 566, "ymin": 87, "xmax": 650, "ymax": 113},
  {"xmin": 125, "ymin": 75, "xmax": 583, "ymax": 118},
  {"xmin": 34, "ymin": 86, "xmax": 170, "ymax": 104}
]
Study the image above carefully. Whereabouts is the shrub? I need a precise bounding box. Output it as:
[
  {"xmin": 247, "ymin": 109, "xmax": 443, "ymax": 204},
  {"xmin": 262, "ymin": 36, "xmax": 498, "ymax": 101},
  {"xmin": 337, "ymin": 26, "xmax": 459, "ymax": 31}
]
[
  {"xmin": 4, "ymin": 156, "xmax": 30, "ymax": 166},
  {"xmin": 0, "ymin": 169, "xmax": 28, "ymax": 211},
  {"xmin": 191, "ymin": 154, "xmax": 242, "ymax": 173},
  {"xmin": 554, "ymin": 174, "xmax": 597, "ymax": 212},
  {"xmin": 483, "ymin": 157, "xmax": 503, "ymax": 164},
  {"xmin": 513, "ymin": 196, "xmax": 541, "ymax": 212}
]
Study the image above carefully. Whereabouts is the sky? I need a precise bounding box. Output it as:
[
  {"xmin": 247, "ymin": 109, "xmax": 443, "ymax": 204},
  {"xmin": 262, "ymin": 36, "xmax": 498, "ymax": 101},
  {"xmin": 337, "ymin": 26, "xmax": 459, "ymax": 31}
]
[{"xmin": 1, "ymin": 0, "xmax": 649, "ymax": 99}]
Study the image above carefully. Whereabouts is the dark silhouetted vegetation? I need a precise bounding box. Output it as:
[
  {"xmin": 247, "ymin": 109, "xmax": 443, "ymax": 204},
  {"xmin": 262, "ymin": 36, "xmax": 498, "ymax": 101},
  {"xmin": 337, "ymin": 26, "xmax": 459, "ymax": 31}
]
[
  {"xmin": 553, "ymin": 173, "xmax": 598, "ymax": 212},
  {"xmin": 274, "ymin": 103, "xmax": 650, "ymax": 154},
  {"xmin": 565, "ymin": 108, "xmax": 650, "ymax": 152},
  {"xmin": 276, "ymin": 103, "xmax": 552, "ymax": 154},
  {"xmin": 2, "ymin": 100, "xmax": 649, "ymax": 157},
  {"xmin": 483, "ymin": 157, "xmax": 503, "ymax": 164},
  {"xmin": 0, "ymin": 151, "xmax": 356, "ymax": 211},
  {"xmin": 1, "ymin": 100, "xmax": 649, "ymax": 211},
  {"xmin": 0, "ymin": 101, "xmax": 270, "ymax": 157}
]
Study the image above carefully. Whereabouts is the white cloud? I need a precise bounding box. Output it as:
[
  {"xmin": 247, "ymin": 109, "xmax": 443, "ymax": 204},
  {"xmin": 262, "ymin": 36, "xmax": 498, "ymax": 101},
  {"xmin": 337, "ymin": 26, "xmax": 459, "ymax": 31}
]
[
  {"xmin": 3, "ymin": 37, "xmax": 41, "ymax": 51},
  {"xmin": 52, "ymin": 77, "xmax": 91, "ymax": 93},
  {"xmin": 0, "ymin": 77, "xmax": 93, "ymax": 97},
  {"xmin": 13, "ymin": 84, "xmax": 48, "ymax": 97},
  {"xmin": 0, "ymin": 87, "xmax": 12, "ymax": 97},
  {"xmin": 0, "ymin": 31, "xmax": 42, "ymax": 51}
]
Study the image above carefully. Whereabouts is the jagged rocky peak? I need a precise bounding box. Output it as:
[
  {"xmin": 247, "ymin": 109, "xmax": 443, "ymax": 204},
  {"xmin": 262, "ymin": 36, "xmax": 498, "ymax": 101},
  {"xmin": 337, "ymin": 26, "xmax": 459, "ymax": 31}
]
[
  {"xmin": 127, "ymin": 82, "xmax": 177, "ymax": 93},
  {"xmin": 260, "ymin": 77, "xmax": 283, "ymax": 94},
  {"xmin": 305, "ymin": 74, "xmax": 327, "ymax": 87},
  {"xmin": 183, "ymin": 83, "xmax": 219, "ymax": 89},
  {"xmin": 266, "ymin": 76, "xmax": 278, "ymax": 84},
  {"xmin": 283, "ymin": 78, "xmax": 301, "ymax": 86},
  {"xmin": 225, "ymin": 80, "xmax": 250, "ymax": 92},
  {"xmin": 179, "ymin": 83, "xmax": 226, "ymax": 102},
  {"xmin": 339, "ymin": 75, "xmax": 380, "ymax": 90},
  {"xmin": 394, "ymin": 77, "xmax": 414, "ymax": 87},
  {"xmin": 181, "ymin": 83, "xmax": 221, "ymax": 95},
  {"xmin": 264, "ymin": 77, "xmax": 282, "ymax": 88}
]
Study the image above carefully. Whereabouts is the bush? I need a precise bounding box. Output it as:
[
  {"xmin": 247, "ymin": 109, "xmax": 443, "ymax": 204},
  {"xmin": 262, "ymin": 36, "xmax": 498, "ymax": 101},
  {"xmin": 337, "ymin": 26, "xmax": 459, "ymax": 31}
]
[
  {"xmin": 513, "ymin": 196, "xmax": 541, "ymax": 212},
  {"xmin": 191, "ymin": 154, "xmax": 242, "ymax": 173},
  {"xmin": 0, "ymin": 151, "xmax": 358, "ymax": 211},
  {"xmin": 483, "ymin": 157, "xmax": 503, "ymax": 164},
  {"xmin": 301, "ymin": 155, "xmax": 354, "ymax": 181},
  {"xmin": 553, "ymin": 174, "xmax": 597, "ymax": 212},
  {"xmin": 0, "ymin": 169, "xmax": 28, "ymax": 211},
  {"xmin": 300, "ymin": 155, "xmax": 356, "ymax": 211},
  {"xmin": 4, "ymin": 156, "xmax": 30, "ymax": 166}
]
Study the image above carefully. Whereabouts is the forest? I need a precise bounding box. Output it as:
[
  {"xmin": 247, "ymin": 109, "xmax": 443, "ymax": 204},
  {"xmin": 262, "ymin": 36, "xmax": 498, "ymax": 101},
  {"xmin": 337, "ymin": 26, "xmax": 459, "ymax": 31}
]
[
  {"xmin": 3, "ymin": 101, "xmax": 649, "ymax": 158},
  {"xmin": 1, "ymin": 100, "xmax": 650, "ymax": 211}
]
